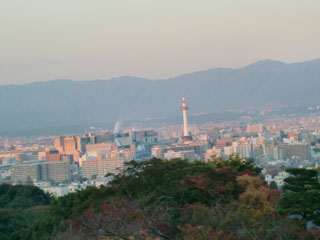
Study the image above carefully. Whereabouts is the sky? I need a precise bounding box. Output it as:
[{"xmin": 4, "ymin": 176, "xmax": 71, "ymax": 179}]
[{"xmin": 1, "ymin": 0, "xmax": 320, "ymax": 85}]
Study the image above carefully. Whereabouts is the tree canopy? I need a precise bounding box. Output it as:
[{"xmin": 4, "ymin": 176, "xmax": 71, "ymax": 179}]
[
  {"xmin": 0, "ymin": 184, "xmax": 51, "ymax": 240},
  {"xmin": 279, "ymin": 168, "xmax": 320, "ymax": 225},
  {"xmin": 2, "ymin": 157, "xmax": 320, "ymax": 240}
]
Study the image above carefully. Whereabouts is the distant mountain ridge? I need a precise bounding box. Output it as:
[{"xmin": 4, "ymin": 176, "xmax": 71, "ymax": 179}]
[{"xmin": 1, "ymin": 59, "xmax": 320, "ymax": 136}]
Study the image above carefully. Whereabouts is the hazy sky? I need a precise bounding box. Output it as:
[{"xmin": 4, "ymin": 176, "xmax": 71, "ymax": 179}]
[{"xmin": 1, "ymin": 0, "xmax": 320, "ymax": 84}]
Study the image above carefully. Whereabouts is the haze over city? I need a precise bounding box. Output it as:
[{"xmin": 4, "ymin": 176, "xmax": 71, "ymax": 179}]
[
  {"xmin": 1, "ymin": 0, "xmax": 320, "ymax": 84},
  {"xmin": 1, "ymin": 1, "xmax": 320, "ymax": 239}
]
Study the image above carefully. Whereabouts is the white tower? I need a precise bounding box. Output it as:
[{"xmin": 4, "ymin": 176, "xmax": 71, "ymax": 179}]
[{"xmin": 180, "ymin": 96, "xmax": 189, "ymax": 137}]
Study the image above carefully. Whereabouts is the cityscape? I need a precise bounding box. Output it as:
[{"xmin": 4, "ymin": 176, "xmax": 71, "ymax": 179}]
[
  {"xmin": 1, "ymin": 1, "xmax": 320, "ymax": 239},
  {"xmin": 1, "ymin": 96, "xmax": 319, "ymax": 197}
]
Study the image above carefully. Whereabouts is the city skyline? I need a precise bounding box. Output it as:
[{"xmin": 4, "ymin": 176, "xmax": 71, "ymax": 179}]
[{"xmin": 1, "ymin": 1, "xmax": 319, "ymax": 239}]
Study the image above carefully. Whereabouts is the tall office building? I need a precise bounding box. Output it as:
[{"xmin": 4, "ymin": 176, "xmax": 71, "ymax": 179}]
[
  {"xmin": 95, "ymin": 132, "xmax": 113, "ymax": 144},
  {"xmin": 97, "ymin": 152, "xmax": 124, "ymax": 177},
  {"xmin": 236, "ymin": 144, "xmax": 252, "ymax": 158},
  {"xmin": 64, "ymin": 137, "xmax": 77, "ymax": 153},
  {"xmin": 284, "ymin": 143, "xmax": 311, "ymax": 160},
  {"xmin": 77, "ymin": 136, "xmax": 90, "ymax": 153},
  {"xmin": 12, "ymin": 162, "xmax": 43, "ymax": 183},
  {"xmin": 45, "ymin": 149, "xmax": 61, "ymax": 162},
  {"xmin": 80, "ymin": 142, "xmax": 134, "ymax": 179},
  {"xmin": 54, "ymin": 136, "xmax": 65, "ymax": 153},
  {"xmin": 41, "ymin": 161, "xmax": 71, "ymax": 183},
  {"xmin": 275, "ymin": 142, "xmax": 311, "ymax": 160},
  {"xmin": 12, "ymin": 160, "xmax": 71, "ymax": 184},
  {"xmin": 81, "ymin": 159, "xmax": 98, "ymax": 179}
]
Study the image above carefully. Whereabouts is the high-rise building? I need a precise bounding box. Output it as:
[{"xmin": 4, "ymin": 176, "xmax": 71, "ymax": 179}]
[
  {"xmin": 12, "ymin": 161, "xmax": 44, "ymax": 183},
  {"xmin": 41, "ymin": 161, "xmax": 71, "ymax": 183},
  {"xmin": 151, "ymin": 145, "xmax": 167, "ymax": 159},
  {"xmin": 275, "ymin": 142, "xmax": 311, "ymax": 160},
  {"xmin": 95, "ymin": 132, "xmax": 113, "ymax": 144},
  {"xmin": 12, "ymin": 160, "xmax": 71, "ymax": 184},
  {"xmin": 45, "ymin": 149, "xmax": 61, "ymax": 162},
  {"xmin": 263, "ymin": 140, "xmax": 276, "ymax": 157},
  {"xmin": 81, "ymin": 159, "xmax": 98, "ymax": 179},
  {"xmin": 81, "ymin": 149, "xmax": 126, "ymax": 179},
  {"xmin": 64, "ymin": 137, "xmax": 77, "ymax": 153},
  {"xmin": 164, "ymin": 150, "xmax": 196, "ymax": 162},
  {"xmin": 284, "ymin": 143, "xmax": 311, "ymax": 160},
  {"xmin": 131, "ymin": 130, "xmax": 158, "ymax": 145},
  {"xmin": 54, "ymin": 136, "xmax": 65, "ymax": 153},
  {"xmin": 77, "ymin": 136, "xmax": 90, "ymax": 153},
  {"xmin": 88, "ymin": 143, "xmax": 112, "ymax": 151},
  {"xmin": 236, "ymin": 144, "xmax": 252, "ymax": 158},
  {"xmin": 205, "ymin": 147, "xmax": 223, "ymax": 160},
  {"xmin": 15, "ymin": 153, "xmax": 28, "ymax": 164},
  {"xmin": 97, "ymin": 152, "xmax": 124, "ymax": 177}
]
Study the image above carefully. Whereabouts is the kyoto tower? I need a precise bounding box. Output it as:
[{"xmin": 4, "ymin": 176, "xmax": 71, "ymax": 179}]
[{"xmin": 180, "ymin": 96, "xmax": 192, "ymax": 141}]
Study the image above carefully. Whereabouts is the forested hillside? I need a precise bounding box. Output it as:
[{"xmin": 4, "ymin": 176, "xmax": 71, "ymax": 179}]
[{"xmin": 3, "ymin": 156, "xmax": 319, "ymax": 240}]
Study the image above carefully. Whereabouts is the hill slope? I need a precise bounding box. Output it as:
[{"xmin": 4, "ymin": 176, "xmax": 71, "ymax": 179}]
[{"xmin": 1, "ymin": 59, "xmax": 320, "ymax": 135}]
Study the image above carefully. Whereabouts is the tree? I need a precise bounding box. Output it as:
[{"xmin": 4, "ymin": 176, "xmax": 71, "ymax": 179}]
[
  {"xmin": 279, "ymin": 168, "xmax": 320, "ymax": 226},
  {"xmin": 25, "ymin": 176, "xmax": 33, "ymax": 186},
  {"xmin": 186, "ymin": 167, "xmax": 242, "ymax": 205},
  {"xmin": 208, "ymin": 154, "xmax": 262, "ymax": 175},
  {"xmin": 62, "ymin": 199, "xmax": 171, "ymax": 240},
  {"xmin": 237, "ymin": 175, "xmax": 280, "ymax": 217},
  {"xmin": 269, "ymin": 181, "xmax": 278, "ymax": 190},
  {"xmin": 0, "ymin": 185, "xmax": 51, "ymax": 240},
  {"xmin": 11, "ymin": 159, "xmax": 318, "ymax": 239}
]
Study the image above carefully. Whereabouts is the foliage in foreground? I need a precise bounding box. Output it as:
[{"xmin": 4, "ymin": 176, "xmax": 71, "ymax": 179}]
[
  {"xmin": 6, "ymin": 156, "xmax": 320, "ymax": 239},
  {"xmin": 279, "ymin": 168, "xmax": 320, "ymax": 226},
  {"xmin": 0, "ymin": 184, "xmax": 51, "ymax": 240}
]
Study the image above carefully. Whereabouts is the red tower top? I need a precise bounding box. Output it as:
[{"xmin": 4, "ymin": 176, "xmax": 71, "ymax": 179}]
[{"xmin": 180, "ymin": 96, "xmax": 189, "ymax": 111}]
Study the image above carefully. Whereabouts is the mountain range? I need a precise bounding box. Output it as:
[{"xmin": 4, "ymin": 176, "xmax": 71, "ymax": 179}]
[{"xmin": 1, "ymin": 59, "xmax": 320, "ymax": 136}]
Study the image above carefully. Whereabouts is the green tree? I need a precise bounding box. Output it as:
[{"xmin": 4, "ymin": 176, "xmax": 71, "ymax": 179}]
[
  {"xmin": 208, "ymin": 154, "xmax": 262, "ymax": 175},
  {"xmin": 279, "ymin": 168, "xmax": 320, "ymax": 226},
  {"xmin": 0, "ymin": 184, "xmax": 51, "ymax": 240},
  {"xmin": 12, "ymin": 158, "xmax": 318, "ymax": 240},
  {"xmin": 269, "ymin": 181, "xmax": 278, "ymax": 190},
  {"xmin": 25, "ymin": 176, "xmax": 33, "ymax": 186}
]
